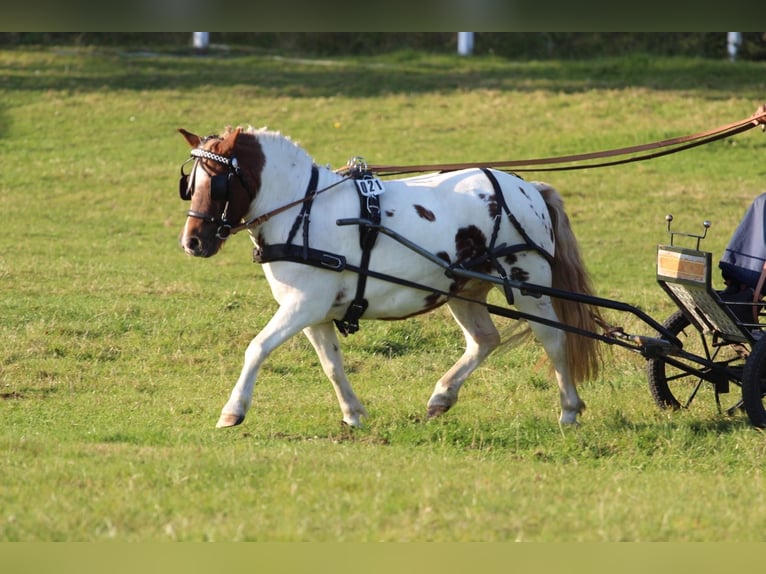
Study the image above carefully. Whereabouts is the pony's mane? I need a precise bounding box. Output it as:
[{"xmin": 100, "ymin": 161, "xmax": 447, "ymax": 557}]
[{"xmin": 236, "ymin": 125, "xmax": 314, "ymax": 166}]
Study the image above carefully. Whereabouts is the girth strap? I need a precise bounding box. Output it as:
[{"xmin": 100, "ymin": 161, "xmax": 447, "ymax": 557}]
[{"xmin": 334, "ymin": 176, "xmax": 382, "ymax": 336}]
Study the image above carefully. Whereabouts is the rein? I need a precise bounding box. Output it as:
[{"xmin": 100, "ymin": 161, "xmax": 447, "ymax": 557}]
[
  {"xmin": 338, "ymin": 105, "xmax": 766, "ymax": 176},
  {"xmin": 226, "ymin": 175, "xmax": 352, "ymax": 237},
  {"xmin": 183, "ymin": 106, "xmax": 766, "ymax": 239}
]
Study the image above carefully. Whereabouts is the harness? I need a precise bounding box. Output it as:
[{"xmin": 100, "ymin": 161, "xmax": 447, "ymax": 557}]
[
  {"xmin": 470, "ymin": 168, "xmax": 553, "ymax": 303},
  {"xmin": 254, "ymin": 164, "xmax": 551, "ymax": 335},
  {"xmin": 254, "ymin": 159, "xmax": 383, "ymax": 335}
]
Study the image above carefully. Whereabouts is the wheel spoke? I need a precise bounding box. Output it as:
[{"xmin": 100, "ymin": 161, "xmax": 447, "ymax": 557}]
[
  {"xmin": 681, "ymin": 378, "xmax": 704, "ymax": 409},
  {"xmin": 647, "ymin": 310, "xmax": 748, "ymax": 417}
]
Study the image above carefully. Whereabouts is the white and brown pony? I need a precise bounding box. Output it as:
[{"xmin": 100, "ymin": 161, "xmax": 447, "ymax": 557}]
[{"xmin": 178, "ymin": 126, "xmax": 601, "ymax": 429}]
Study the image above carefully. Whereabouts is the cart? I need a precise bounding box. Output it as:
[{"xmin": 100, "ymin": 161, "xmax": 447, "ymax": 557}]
[{"xmin": 646, "ymin": 215, "xmax": 766, "ymax": 428}]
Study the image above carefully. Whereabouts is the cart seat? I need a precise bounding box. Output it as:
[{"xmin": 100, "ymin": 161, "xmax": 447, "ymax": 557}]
[{"xmin": 657, "ymin": 245, "xmax": 753, "ymax": 343}]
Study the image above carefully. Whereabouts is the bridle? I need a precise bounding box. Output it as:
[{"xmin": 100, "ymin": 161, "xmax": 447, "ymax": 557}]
[
  {"xmin": 180, "ymin": 143, "xmax": 354, "ymax": 240},
  {"xmin": 179, "ymin": 146, "xmax": 251, "ymax": 240}
]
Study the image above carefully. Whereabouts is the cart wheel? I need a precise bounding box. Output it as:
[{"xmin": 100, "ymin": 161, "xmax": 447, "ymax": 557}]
[
  {"xmin": 646, "ymin": 309, "xmax": 746, "ymax": 413},
  {"xmin": 741, "ymin": 338, "xmax": 766, "ymax": 428}
]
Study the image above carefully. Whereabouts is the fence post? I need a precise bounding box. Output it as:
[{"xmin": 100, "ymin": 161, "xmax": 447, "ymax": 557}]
[
  {"xmin": 727, "ymin": 32, "xmax": 742, "ymax": 62},
  {"xmin": 193, "ymin": 32, "xmax": 210, "ymax": 54},
  {"xmin": 457, "ymin": 32, "xmax": 474, "ymax": 56}
]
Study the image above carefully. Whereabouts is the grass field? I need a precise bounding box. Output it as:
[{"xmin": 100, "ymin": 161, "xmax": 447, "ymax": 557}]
[{"xmin": 3, "ymin": 45, "xmax": 766, "ymax": 543}]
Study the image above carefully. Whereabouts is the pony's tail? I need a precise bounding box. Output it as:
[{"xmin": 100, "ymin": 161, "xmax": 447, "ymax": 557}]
[{"xmin": 534, "ymin": 182, "xmax": 602, "ymax": 385}]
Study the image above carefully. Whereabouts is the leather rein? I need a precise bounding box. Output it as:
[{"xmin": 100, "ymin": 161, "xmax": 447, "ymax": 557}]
[
  {"xmin": 337, "ymin": 105, "xmax": 766, "ymax": 176},
  {"xmin": 184, "ymin": 106, "xmax": 766, "ymax": 239}
]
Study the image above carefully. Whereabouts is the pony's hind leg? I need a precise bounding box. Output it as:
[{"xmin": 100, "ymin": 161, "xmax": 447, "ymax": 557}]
[
  {"xmin": 303, "ymin": 322, "xmax": 367, "ymax": 427},
  {"xmin": 515, "ymin": 294, "xmax": 585, "ymax": 424},
  {"xmin": 427, "ymin": 297, "xmax": 501, "ymax": 417}
]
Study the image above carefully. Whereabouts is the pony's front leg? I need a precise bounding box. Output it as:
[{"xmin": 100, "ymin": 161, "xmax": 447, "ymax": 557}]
[
  {"xmin": 303, "ymin": 322, "xmax": 367, "ymax": 427},
  {"xmin": 216, "ymin": 304, "xmax": 315, "ymax": 428}
]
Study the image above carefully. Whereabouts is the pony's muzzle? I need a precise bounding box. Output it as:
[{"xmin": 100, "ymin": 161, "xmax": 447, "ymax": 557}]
[{"xmin": 180, "ymin": 231, "xmax": 220, "ymax": 258}]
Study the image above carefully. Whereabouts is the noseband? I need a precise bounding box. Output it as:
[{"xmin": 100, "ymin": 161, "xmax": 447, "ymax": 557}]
[{"xmin": 179, "ymin": 147, "xmax": 250, "ymax": 240}]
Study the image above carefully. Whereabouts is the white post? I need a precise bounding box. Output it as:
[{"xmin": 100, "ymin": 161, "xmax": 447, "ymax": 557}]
[
  {"xmin": 727, "ymin": 32, "xmax": 742, "ymax": 62},
  {"xmin": 457, "ymin": 32, "xmax": 474, "ymax": 56},
  {"xmin": 193, "ymin": 32, "xmax": 210, "ymax": 53}
]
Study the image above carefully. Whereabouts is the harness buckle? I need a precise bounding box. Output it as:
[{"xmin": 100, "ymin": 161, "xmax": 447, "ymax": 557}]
[
  {"xmin": 335, "ymin": 299, "xmax": 368, "ymax": 336},
  {"xmin": 366, "ymin": 194, "xmax": 381, "ymax": 216},
  {"xmin": 320, "ymin": 253, "xmax": 344, "ymax": 271},
  {"xmin": 216, "ymin": 223, "xmax": 232, "ymax": 240}
]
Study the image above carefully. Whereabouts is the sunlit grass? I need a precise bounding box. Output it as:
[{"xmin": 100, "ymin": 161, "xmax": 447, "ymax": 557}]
[{"xmin": 2, "ymin": 47, "xmax": 766, "ymax": 541}]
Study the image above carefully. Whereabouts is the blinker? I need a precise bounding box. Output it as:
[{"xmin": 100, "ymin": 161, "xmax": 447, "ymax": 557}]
[
  {"xmin": 178, "ymin": 162, "xmax": 232, "ymax": 202},
  {"xmin": 179, "ymin": 174, "xmax": 192, "ymax": 201},
  {"xmin": 210, "ymin": 173, "xmax": 231, "ymax": 202},
  {"xmin": 179, "ymin": 148, "xmax": 241, "ymax": 203},
  {"xmin": 179, "ymin": 158, "xmax": 194, "ymax": 200}
]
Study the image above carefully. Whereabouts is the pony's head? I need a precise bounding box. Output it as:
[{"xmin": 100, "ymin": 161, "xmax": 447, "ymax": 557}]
[{"xmin": 177, "ymin": 127, "xmax": 263, "ymax": 257}]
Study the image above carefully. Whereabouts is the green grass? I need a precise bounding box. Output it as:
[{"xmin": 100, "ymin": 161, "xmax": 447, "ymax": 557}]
[{"xmin": 3, "ymin": 46, "xmax": 766, "ymax": 542}]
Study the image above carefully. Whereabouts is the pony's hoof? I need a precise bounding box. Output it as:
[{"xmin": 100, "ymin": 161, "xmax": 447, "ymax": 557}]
[
  {"xmin": 216, "ymin": 413, "xmax": 245, "ymax": 428},
  {"xmin": 559, "ymin": 402, "xmax": 586, "ymax": 425},
  {"xmin": 558, "ymin": 412, "xmax": 581, "ymax": 425},
  {"xmin": 340, "ymin": 419, "xmax": 363, "ymax": 431},
  {"xmin": 341, "ymin": 418, "xmax": 362, "ymax": 428},
  {"xmin": 427, "ymin": 405, "xmax": 450, "ymax": 418}
]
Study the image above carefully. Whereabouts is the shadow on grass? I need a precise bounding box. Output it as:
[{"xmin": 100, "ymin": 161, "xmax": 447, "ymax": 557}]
[
  {"xmin": 245, "ymin": 406, "xmax": 760, "ymax": 460},
  {"xmin": 3, "ymin": 49, "xmax": 764, "ymax": 100}
]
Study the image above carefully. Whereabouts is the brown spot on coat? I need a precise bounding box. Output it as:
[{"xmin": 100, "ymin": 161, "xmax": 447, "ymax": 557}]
[
  {"xmin": 478, "ymin": 192, "xmax": 499, "ymax": 218},
  {"xmin": 454, "ymin": 225, "xmax": 489, "ymax": 269},
  {"xmin": 414, "ymin": 204, "xmax": 436, "ymax": 222},
  {"xmin": 487, "ymin": 194, "xmax": 499, "ymax": 219},
  {"xmin": 385, "ymin": 210, "xmax": 396, "ymax": 217},
  {"xmin": 334, "ymin": 290, "xmax": 347, "ymax": 305},
  {"xmin": 510, "ymin": 267, "xmax": 530, "ymax": 282},
  {"xmin": 257, "ymin": 231, "xmax": 267, "ymax": 245},
  {"xmin": 436, "ymin": 251, "xmax": 451, "ymax": 264}
]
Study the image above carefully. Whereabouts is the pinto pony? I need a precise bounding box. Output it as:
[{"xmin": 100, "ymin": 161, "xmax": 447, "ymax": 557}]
[{"xmin": 178, "ymin": 126, "xmax": 601, "ymax": 429}]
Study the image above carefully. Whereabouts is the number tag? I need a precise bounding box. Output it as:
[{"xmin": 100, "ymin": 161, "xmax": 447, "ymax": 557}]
[{"xmin": 354, "ymin": 176, "xmax": 385, "ymax": 197}]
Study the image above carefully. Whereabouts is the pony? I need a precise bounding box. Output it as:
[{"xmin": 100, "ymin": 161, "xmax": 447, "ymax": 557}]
[{"xmin": 177, "ymin": 126, "xmax": 601, "ymax": 429}]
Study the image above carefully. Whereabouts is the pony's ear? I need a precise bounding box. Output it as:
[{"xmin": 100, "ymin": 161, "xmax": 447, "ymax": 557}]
[
  {"xmin": 220, "ymin": 127, "xmax": 242, "ymax": 155},
  {"xmin": 178, "ymin": 128, "xmax": 202, "ymax": 148}
]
